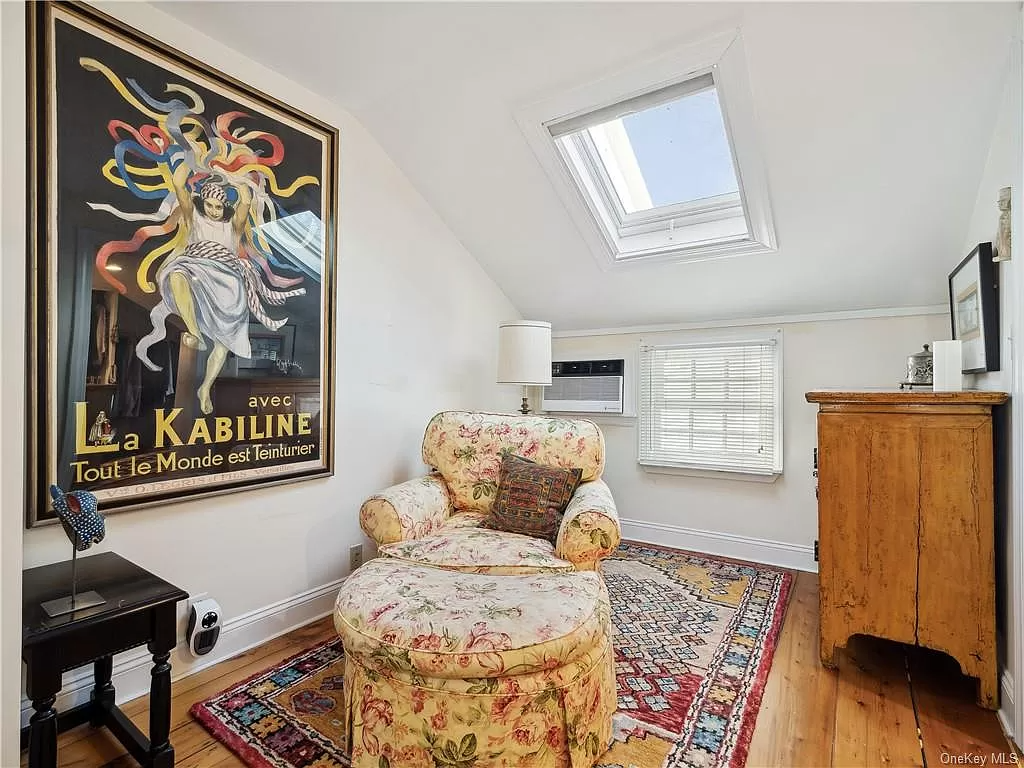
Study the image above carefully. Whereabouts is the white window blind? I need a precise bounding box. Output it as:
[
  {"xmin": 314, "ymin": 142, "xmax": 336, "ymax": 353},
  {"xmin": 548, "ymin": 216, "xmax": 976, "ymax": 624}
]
[
  {"xmin": 546, "ymin": 73, "xmax": 716, "ymax": 138},
  {"xmin": 638, "ymin": 337, "xmax": 782, "ymax": 475}
]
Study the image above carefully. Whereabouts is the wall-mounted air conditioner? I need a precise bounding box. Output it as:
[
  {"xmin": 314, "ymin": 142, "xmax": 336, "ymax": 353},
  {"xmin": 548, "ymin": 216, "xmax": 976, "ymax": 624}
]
[{"xmin": 542, "ymin": 359, "xmax": 624, "ymax": 414}]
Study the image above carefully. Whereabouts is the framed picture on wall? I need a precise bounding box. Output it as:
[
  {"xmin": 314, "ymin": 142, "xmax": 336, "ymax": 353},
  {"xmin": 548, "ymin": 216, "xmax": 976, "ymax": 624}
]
[
  {"xmin": 948, "ymin": 242, "xmax": 999, "ymax": 374},
  {"xmin": 26, "ymin": 2, "xmax": 339, "ymax": 526}
]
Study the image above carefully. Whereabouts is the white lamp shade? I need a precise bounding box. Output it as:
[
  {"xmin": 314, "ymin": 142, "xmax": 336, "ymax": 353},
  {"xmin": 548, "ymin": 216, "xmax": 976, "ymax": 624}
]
[{"xmin": 497, "ymin": 321, "xmax": 552, "ymax": 385}]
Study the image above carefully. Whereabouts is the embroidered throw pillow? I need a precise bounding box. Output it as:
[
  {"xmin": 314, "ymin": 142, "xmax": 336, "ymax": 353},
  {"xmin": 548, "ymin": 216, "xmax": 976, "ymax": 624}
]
[{"xmin": 484, "ymin": 454, "xmax": 583, "ymax": 543}]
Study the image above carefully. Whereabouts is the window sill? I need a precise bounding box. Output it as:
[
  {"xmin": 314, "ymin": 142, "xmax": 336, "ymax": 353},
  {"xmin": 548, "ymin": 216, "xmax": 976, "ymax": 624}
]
[
  {"xmin": 542, "ymin": 412, "xmax": 637, "ymax": 428},
  {"xmin": 639, "ymin": 462, "xmax": 782, "ymax": 484}
]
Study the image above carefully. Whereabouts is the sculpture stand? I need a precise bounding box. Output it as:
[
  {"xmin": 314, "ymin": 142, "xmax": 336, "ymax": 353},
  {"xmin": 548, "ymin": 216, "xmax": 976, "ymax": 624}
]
[{"xmin": 40, "ymin": 536, "xmax": 105, "ymax": 618}]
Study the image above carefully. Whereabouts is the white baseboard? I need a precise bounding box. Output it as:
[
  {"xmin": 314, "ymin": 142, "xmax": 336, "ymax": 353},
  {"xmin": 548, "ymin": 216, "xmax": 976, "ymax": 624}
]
[
  {"xmin": 620, "ymin": 517, "xmax": 818, "ymax": 573},
  {"xmin": 20, "ymin": 577, "xmax": 345, "ymax": 728},
  {"xmin": 1000, "ymin": 670, "xmax": 1016, "ymax": 741}
]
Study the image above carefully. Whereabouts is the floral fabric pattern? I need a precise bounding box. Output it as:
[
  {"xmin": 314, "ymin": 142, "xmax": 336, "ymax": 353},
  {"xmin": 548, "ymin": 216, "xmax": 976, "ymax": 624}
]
[
  {"xmin": 359, "ymin": 473, "xmax": 452, "ymax": 546},
  {"xmin": 343, "ymin": 638, "xmax": 614, "ymax": 768},
  {"xmin": 334, "ymin": 559, "xmax": 608, "ymax": 681},
  {"xmin": 379, "ymin": 527, "xmax": 575, "ymax": 575},
  {"xmin": 555, "ymin": 480, "xmax": 621, "ymax": 570},
  {"xmin": 421, "ymin": 411, "xmax": 605, "ymax": 513},
  {"xmin": 334, "ymin": 558, "xmax": 615, "ymax": 768},
  {"xmin": 359, "ymin": 411, "xmax": 620, "ymax": 572},
  {"xmin": 443, "ymin": 510, "xmax": 488, "ymax": 529}
]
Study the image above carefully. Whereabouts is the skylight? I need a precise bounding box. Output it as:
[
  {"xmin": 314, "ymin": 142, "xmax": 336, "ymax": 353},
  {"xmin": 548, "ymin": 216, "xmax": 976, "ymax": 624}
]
[
  {"xmin": 586, "ymin": 86, "xmax": 739, "ymax": 214},
  {"xmin": 519, "ymin": 34, "xmax": 776, "ymax": 268}
]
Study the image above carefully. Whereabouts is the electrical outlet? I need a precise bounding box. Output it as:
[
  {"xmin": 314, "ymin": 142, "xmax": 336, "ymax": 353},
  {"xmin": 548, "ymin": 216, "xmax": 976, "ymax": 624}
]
[{"xmin": 349, "ymin": 544, "xmax": 363, "ymax": 571}]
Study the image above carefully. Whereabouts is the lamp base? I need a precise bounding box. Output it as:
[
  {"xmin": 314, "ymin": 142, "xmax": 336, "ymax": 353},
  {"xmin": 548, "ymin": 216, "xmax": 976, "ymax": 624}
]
[
  {"xmin": 41, "ymin": 590, "xmax": 105, "ymax": 618},
  {"xmin": 519, "ymin": 396, "xmax": 531, "ymax": 415}
]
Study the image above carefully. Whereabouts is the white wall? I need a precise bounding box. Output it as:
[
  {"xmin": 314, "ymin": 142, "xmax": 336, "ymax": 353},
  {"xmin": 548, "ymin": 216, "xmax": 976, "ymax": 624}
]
[
  {"xmin": 2, "ymin": 0, "xmax": 519, "ymax": 741},
  {"xmin": 957, "ymin": 21, "xmax": 1023, "ymax": 739},
  {"xmin": 551, "ymin": 311, "xmax": 948, "ymax": 572},
  {"xmin": 0, "ymin": 3, "xmax": 25, "ymax": 765},
  {"xmin": 962, "ymin": 37, "xmax": 1021, "ymax": 397}
]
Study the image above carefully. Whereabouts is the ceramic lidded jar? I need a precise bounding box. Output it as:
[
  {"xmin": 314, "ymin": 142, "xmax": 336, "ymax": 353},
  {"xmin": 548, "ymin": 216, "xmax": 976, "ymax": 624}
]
[{"xmin": 906, "ymin": 344, "xmax": 934, "ymax": 385}]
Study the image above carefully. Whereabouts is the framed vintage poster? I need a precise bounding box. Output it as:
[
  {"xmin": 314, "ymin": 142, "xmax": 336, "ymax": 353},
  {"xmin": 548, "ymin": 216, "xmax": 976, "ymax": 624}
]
[
  {"xmin": 948, "ymin": 242, "xmax": 999, "ymax": 374},
  {"xmin": 27, "ymin": 2, "xmax": 339, "ymax": 526}
]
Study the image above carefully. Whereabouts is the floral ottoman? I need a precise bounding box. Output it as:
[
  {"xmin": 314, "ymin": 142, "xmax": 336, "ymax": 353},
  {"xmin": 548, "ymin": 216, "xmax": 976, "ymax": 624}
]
[{"xmin": 333, "ymin": 558, "xmax": 615, "ymax": 768}]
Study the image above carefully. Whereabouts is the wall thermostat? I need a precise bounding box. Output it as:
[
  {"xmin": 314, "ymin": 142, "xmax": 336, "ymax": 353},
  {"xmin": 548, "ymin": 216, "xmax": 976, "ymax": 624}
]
[{"xmin": 186, "ymin": 598, "xmax": 222, "ymax": 657}]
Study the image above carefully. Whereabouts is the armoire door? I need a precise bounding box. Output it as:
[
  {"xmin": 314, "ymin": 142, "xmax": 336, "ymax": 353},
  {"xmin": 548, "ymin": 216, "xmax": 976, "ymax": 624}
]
[
  {"xmin": 917, "ymin": 414, "xmax": 998, "ymax": 707},
  {"xmin": 817, "ymin": 411, "xmax": 920, "ymax": 665}
]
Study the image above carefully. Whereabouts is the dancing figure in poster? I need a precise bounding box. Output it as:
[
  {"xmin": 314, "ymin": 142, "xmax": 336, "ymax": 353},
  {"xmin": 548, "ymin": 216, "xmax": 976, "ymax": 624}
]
[{"xmin": 83, "ymin": 57, "xmax": 315, "ymax": 414}]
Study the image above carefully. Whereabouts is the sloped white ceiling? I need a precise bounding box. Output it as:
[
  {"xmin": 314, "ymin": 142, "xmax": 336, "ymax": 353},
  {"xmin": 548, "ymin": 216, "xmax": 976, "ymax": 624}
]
[{"xmin": 159, "ymin": 2, "xmax": 1018, "ymax": 330}]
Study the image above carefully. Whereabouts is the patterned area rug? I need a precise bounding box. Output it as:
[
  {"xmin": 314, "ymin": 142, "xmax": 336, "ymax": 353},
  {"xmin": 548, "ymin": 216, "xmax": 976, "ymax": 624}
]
[{"xmin": 191, "ymin": 542, "xmax": 792, "ymax": 768}]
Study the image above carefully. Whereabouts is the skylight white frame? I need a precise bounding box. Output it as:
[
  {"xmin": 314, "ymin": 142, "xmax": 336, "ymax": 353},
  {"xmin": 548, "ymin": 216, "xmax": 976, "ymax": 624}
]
[
  {"xmin": 516, "ymin": 30, "xmax": 777, "ymax": 270},
  {"xmin": 552, "ymin": 73, "xmax": 745, "ymax": 236},
  {"xmin": 563, "ymin": 128, "xmax": 745, "ymax": 236}
]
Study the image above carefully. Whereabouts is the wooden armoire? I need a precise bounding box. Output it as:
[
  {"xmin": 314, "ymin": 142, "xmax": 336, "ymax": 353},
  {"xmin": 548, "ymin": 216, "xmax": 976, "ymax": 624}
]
[{"xmin": 805, "ymin": 390, "xmax": 1008, "ymax": 709}]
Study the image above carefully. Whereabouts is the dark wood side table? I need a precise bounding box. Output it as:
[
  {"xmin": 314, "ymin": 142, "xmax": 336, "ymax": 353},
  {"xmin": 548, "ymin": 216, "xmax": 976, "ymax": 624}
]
[{"xmin": 22, "ymin": 552, "xmax": 188, "ymax": 768}]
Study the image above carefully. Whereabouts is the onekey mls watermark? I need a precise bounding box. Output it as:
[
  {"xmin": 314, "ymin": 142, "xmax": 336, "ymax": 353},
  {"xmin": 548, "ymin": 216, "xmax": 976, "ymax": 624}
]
[{"xmin": 940, "ymin": 753, "xmax": 1019, "ymax": 766}]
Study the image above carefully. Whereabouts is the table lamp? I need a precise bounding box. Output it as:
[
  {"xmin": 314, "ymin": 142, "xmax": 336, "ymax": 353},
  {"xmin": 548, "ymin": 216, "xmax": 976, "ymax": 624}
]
[{"xmin": 497, "ymin": 321, "xmax": 552, "ymax": 414}]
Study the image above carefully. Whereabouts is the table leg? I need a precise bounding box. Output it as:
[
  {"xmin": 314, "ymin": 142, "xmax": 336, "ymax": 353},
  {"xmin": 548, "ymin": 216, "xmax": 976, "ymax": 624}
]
[
  {"xmin": 28, "ymin": 696, "xmax": 57, "ymax": 768},
  {"xmin": 91, "ymin": 655, "xmax": 115, "ymax": 726},
  {"xmin": 148, "ymin": 647, "xmax": 174, "ymax": 768},
  {"xmin": 26, "ymin": 646, "xmax": 61, "ymax": 768}
]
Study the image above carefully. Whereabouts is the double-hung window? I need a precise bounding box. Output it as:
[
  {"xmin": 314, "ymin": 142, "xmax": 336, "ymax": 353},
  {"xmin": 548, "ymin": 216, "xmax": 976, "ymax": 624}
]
[{"xmin": 638, "ymin": 335, "xmax": 782, "ymax": 477}]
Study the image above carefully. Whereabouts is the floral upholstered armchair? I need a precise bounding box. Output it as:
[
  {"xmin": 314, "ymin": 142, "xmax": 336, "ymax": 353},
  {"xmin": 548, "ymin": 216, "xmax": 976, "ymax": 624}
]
[{"xmin": 359, "ymin": 411, "xmax": 621, "ymax": 573}]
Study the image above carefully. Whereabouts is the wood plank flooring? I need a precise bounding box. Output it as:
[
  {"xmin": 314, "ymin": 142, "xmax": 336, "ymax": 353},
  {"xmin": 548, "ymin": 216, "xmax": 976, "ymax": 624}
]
[
  {"xmin": 24, "ymin": 571, "xmax": 1016, "ymax": 767},
  {"xmin": 745, "ymin": 572, "xmax": 1016, "ymax": 767}
]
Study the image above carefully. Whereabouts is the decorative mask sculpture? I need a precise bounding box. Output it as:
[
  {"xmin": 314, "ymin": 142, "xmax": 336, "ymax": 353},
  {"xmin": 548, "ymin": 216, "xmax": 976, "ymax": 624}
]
[
  {"xmin": 40, "ymin": 485, "xmax": 108, "ymax": 617},
  {"xmin": 49, "ymin": 484, "xmax": 105, "ymax": 551}
]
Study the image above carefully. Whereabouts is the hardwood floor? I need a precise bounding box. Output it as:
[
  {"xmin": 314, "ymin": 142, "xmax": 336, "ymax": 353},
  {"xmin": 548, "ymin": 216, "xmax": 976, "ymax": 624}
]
[
  {"xmin": 746, "ymin": 572, "xmax": 1015, "ymax": 767},
  {"xmin": 24, "ymin": 572, "xmax": 1016, "ymax": 767}
]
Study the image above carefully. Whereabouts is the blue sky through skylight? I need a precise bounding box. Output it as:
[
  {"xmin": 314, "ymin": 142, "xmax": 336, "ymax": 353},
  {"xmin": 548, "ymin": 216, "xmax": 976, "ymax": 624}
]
[{"xmin": 621, "ymin": 88, "xmax": 739, "ymax": 208}]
